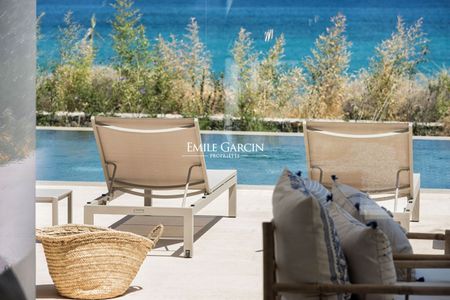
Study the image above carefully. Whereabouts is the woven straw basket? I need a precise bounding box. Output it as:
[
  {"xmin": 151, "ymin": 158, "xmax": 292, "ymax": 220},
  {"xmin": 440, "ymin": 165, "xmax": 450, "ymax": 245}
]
[{"xmin": 36, "ymin": 224, "xmax": 163, "ymax": 299}]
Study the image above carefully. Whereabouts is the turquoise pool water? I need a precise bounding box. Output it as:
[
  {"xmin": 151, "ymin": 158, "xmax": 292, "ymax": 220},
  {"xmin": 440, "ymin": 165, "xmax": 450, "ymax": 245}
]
[{"xmin": 36, "ymin": 130, "xmax": 450, "ymax": 188}]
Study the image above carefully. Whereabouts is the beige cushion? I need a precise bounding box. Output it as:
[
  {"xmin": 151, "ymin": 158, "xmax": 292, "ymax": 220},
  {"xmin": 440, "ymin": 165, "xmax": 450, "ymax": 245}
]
[
  {"xmin": 331, "ymin": 180, "xmax": 360, "ymax": 218},
  {"xmin": 272, "ymin": 170, "xmax": 349, "ymax": 300},
  {"xmin": 331, "ymin": 179, "xmax": 414, "ymax": 281},
  {"xmin": 326, "ymin": 201, "xmax": 396, "ymax": 300}
]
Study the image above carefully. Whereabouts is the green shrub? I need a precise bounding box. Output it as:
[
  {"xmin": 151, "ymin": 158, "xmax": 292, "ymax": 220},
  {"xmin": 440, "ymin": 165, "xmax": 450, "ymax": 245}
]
[
  {"xmin": 362, "ymin": 17, "xmax": 428, "ymax": 120},
  {"xmin": 111, "ymin": 0, "xmax": 151, "ymax": 72},
  {"xmin": 257, "ymin": 35, "xmax": 305, "ymax": 117},
  {"xmin": 232, "ymin": 28, "xmax": 257, "ymax": 129},
  {"xmin": 110, "ymin": 0, "xmax": 153, "ymax": 113},
  {"xmin": 150, "ymin": 35, "xmax": 184, "ymax": 114},
  {"xmin": 36, "ymin": 12, "xmax": 103, "ymax": 113},
  {"xmin": 179, "ymin": 18, "xmax": 214, "ymax": 116},
  {"xmin": 152, "ymin": 20, "xmax": 223, "ymax": 117},
  {"xmin": 432, "ymin": 70, "xmax": 450, "ymax": 120},
  {"xmin": 303, "ymin": 13, "xmax": 351, "ymax": 118},
  {"xmin": 231, "ymin": 28, "xmax": 304, "ymax": 130}
]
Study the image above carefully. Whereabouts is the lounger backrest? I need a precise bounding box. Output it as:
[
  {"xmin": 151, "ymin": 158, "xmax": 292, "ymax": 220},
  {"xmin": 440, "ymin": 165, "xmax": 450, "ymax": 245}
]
[
  {"xmin": 303, "ymin": 120, "xmax": 414, "ymax": 197},
  {"xmin": 92, "ymin": 116, "xmax": 210, "ymax": 193}
]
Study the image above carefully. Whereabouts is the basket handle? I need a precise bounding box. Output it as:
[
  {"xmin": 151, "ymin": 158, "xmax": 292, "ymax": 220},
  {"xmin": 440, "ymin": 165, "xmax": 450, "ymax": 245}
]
[
  {"xmin": 148, "ymin": 224, "xmax": 164, "ymax": 245},
  {"xmin": 35, "ymin": 229, "xmax": 43, "ymax": 242}
]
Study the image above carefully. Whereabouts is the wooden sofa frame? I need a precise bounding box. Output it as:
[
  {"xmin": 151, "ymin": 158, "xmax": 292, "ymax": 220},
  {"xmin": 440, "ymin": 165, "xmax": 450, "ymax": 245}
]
[{"xmin": 263, "ymin": 222, "xmax": 450, "ymax": 300}]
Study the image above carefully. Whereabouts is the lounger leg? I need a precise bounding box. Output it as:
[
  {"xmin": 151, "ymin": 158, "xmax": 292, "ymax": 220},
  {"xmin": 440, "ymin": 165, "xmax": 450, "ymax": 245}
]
[
  {"xmin": 228, "ymin": 183, "xmax": 237, "ymax": 218},
  {"xmin": 144, "ymin": 189, "xmax": 152, "ymax": 206},
  {"xmin": 410, "ymin": 193, "xmax": 420, "ymax": 222},
  {"xmin": 67, "ymin": 192, "xmax": 73, "ymax": 224},
  {"xmin": 394, "ymin": 212, "xmax": 410, "ymax": 232},
  {"xmin": 84, "ymin": 206, "xmax": 94, "ymax": 225},
  {"xmin": 52, "ymin": 199, "xmax": 58, "ymax": 226},
  {"xmin": 183, "ymin": 211, "xmax": 194, "ymax": 258},
  {"xmin": 410, "ymin": 174, "xmax": 421, "ymax": 222}
]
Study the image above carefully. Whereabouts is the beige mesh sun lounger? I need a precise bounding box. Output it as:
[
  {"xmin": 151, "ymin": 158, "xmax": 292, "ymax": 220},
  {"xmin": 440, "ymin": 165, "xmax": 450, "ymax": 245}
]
[
  {"xmin": 84, "ymin": 116, "xmax": 237, "ymax": 257},
  {"xmin": 303, "ymin": 120, "xmax": 420, "ymax": 230}
]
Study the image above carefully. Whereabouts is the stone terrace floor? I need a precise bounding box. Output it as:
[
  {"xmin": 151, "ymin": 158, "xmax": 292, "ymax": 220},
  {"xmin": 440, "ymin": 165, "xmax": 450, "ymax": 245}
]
[{"xmin": 35, "ymin": 183, "xmax": 450, "ymax": 299}]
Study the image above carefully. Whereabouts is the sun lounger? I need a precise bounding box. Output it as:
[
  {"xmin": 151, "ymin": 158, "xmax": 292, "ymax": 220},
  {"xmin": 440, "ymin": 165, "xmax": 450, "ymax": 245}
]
[
  {"xmin": 84, "ymin": 117, "xmax": 237, "ymax": 257},
  {"xmin": 303, "ymin": 120, "xmax": 421, "ymax": 229},
  {"xmin": 263, "ymin": 221, "xmax": 450, "ymax": 300}
]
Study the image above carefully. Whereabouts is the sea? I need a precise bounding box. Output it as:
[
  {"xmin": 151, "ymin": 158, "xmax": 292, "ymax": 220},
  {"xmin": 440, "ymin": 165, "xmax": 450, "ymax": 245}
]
[{"xmin": 37, "ymin": 0, "xmax": 449, "ymax": 74}]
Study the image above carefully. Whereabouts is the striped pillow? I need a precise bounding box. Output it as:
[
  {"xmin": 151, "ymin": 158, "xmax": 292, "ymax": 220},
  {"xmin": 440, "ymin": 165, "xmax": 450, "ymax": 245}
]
[
  {"xmin": 272, "ymin": 169, "xmax": 350, "ymax": 300},
  {"xmin": 303, "ymin": 177, "xmax": 331, "ymax": 205},
  {"xmin": 326, "ymin": 201, "xmax": 396, "ymax": 300}
]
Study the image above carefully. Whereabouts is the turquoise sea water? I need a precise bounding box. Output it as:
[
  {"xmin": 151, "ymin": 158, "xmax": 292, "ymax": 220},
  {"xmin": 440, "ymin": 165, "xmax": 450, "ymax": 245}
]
[
  {"xmin": 37, "ymin": 0, "xmax": 450, "ymax": 73},
  {"xmin": 36, "ymin": 130, "xmax": 450, "ymax": 188}
]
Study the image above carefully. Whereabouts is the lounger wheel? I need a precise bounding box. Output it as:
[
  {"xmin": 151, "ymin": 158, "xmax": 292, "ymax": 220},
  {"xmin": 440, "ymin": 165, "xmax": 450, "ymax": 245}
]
[{"xmin": 185, "ymin": 250, "xmax": 191, "ymax": 258}]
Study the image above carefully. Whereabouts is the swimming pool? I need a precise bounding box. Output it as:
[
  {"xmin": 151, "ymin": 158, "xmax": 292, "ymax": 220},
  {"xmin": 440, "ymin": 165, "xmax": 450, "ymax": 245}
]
[{"xmin": 36, "ymin": 129, "xmax": 450, "ymax": 188}]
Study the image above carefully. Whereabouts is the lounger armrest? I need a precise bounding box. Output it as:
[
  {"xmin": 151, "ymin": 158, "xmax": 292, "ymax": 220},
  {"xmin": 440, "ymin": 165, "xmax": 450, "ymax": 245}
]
[
  {"xmin": 273, "ymin": 282, "xmax": 450, "ymax": 296},
  {"xmin": 407, "ymin": 230, "xmax": 450, "ymax": 254}
]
